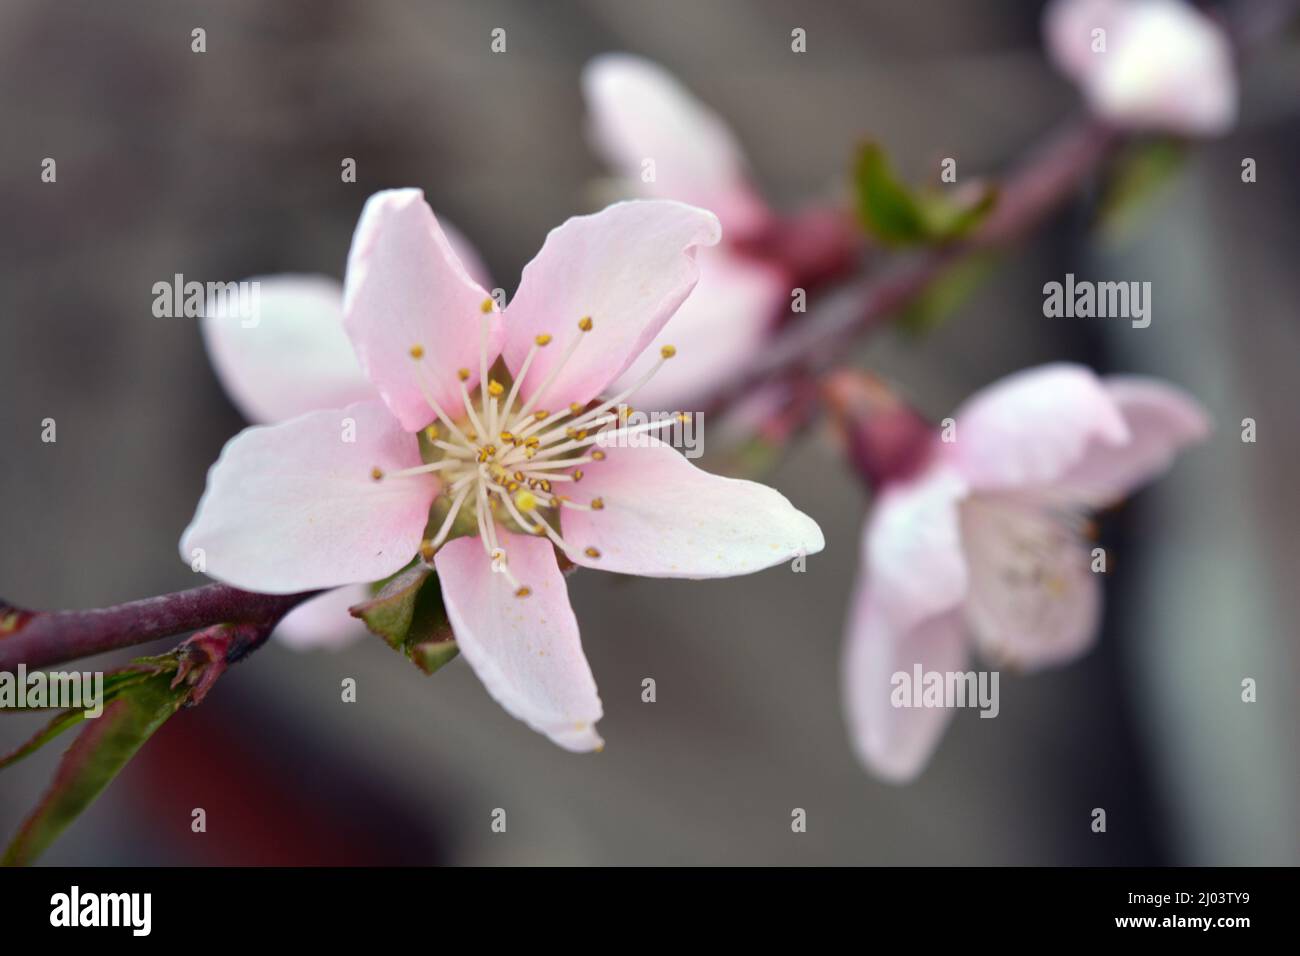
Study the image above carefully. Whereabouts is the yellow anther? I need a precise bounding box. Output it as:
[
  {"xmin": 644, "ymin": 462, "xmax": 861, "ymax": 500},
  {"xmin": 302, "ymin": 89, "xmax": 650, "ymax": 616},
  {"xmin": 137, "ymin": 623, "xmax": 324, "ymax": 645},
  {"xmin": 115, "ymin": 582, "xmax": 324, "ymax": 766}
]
[
  {"xmin": 513, "ymin": 471, "xmax": 525, "ymax": 481},
  {"xmin": 535, "ymin": 333, "xmax": 553, "ymax": 347},
  {"xmin": 590, "ymin": 497, "xmax": 604, "ymax": 510},
  {"xmin": 480, "ymin": 297, "xmax": 495, "ymax": 314},
  {"xmin": 569, "ymin": 402, "xmax": 584, "ymax": 415},
  {"xmin": 424, "ymin": 425, "xmax": 439, "ymax": 441},
  {"xmin": 578, "ymin": 316, "xmax": 593, "ymax": 332},
  {"xmin": 525, "ymin": 437, "xmax": 540, "ymax": 448},
  {"xmin": 533, "ymin": 409, "xmax": 549, "ymax": 421},
  {"xmin": 409, "ymin": 345, "xmax": 425, "ymax": 359},
  {"xmin": 370, "ymin": 466, "xmax": 384, "ymax": 481},
  {"xmin": 573, "ymin": 470, "xmax": 584, "ymax": 482},
  {"xmin": 499, "ymin": 431, "xmax": 515, "ymax": 443},
  {"xmin": 457, "ymin": 367, "xmax": 471, "ymax": 381},
  {"xmin": 592, "ymin": 450, "xmax": 606, "ymax": 461},
  {"xmin": 660, "ymin": 344, "xmax": 677, "ymax": 359},
  {"xmin": 584, "ymin": 547, "xmax": 601, "ymax": 559},
  {"xmin": 515, "ymin": 490, "xmax": 538, "ymax": 512},
  {"xmin": 539, "ymin": 480, "xmax": 552, "ymax": 493},
  {"xmin": 506, "ymin": 481, "xmax": 519, "ymax": 492},
  {"xmin": 487, "ymin": 379, "xmax": 505, "ymax": 397},
  {"xmin": 515, "ymin": 586, "xmax": 532, "ymax": 598},
  {"xmin": 419, "ymin": 539, "xmax": 436, "ymax": 561}
]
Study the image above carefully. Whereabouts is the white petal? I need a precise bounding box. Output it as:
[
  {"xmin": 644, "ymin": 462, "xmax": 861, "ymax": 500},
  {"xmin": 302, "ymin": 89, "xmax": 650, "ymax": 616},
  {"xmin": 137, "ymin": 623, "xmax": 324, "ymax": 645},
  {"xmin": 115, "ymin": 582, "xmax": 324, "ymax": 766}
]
[
  {"xmin": 200, "ymin": 275, "xmax": 374, "ymax": 424},
  {"xmin": 559, "ymin": 437, "xmax": 823, "ymax": 578},
  {"xmin": 434, "ymin": 532, "xmax": 604, "ymax": 752}
]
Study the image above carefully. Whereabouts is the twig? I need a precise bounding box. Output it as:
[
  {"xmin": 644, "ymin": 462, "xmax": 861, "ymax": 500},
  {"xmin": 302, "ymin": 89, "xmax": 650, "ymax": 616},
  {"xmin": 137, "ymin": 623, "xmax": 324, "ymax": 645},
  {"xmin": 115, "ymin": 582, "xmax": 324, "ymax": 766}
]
[{"xmin": 0, "ymin": 585, "xmax": 318, "ymax": 672}]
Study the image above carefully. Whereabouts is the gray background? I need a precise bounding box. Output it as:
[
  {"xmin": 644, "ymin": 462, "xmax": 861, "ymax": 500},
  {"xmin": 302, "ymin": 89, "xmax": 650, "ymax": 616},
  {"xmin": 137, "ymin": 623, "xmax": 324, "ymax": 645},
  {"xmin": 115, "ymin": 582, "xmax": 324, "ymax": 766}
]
[{"xmin": 1, "ymin": 0, "xmax": 1297, "ymax": 864}]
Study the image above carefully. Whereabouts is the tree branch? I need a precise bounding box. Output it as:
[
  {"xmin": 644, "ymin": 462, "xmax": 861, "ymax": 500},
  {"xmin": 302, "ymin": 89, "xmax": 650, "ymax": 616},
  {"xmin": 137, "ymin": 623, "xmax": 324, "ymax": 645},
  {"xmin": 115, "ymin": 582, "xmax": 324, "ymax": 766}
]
[{"xmin": 0, "ymin": 585, "xmax": 318, "ymax": 672}]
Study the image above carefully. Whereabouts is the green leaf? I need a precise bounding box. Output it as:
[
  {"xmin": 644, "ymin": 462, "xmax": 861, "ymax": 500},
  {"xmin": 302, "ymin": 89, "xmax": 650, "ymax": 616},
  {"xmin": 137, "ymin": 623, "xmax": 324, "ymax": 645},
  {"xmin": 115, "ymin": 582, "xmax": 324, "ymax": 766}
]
[
  {"xmin": 854, "ymin": 142, "xmax": 930, "ymax": 245},
  {"xmin": 1095, "ymin": 139, "xmax": 1186, "ymax": 242},
  {"xmin": 2, "ymin": 670, "xmax": 188, "ymax": 866},
  {"xmin": 897, "ymin": 253, "xmax": 999, "ymax": 337},
  {"xmin": 853, "ymin": 142, "xmax": 997, "ymax": 247},
  {"xmin": 0, "ymin": 709, "xmax": 86, "ymax": 770},
  {"xmin": 351, "ymin": 565, "xmax": 458, "ymax": 676}
]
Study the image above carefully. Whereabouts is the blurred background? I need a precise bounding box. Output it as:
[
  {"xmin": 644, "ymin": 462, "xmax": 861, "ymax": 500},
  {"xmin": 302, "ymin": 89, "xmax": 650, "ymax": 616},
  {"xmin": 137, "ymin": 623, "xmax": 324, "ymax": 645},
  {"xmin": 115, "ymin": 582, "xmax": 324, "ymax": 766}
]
[{"xmin": 1, "ymin": 0, "xmax": 1298, "ymax": 865}]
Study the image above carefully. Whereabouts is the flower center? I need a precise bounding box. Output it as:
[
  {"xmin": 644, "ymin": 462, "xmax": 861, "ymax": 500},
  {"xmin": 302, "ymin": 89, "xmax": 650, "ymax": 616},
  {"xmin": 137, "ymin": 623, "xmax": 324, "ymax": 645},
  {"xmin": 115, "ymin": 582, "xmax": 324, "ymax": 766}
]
[{"xmin": 373, "ymin": 299, "xmax": 684, "ymax": 597}]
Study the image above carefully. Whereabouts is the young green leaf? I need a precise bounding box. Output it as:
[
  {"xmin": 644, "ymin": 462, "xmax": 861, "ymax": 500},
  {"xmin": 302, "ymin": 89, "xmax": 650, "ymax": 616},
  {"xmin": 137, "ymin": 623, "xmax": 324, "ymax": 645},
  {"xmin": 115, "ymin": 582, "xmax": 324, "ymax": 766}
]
[{"xmin": 2, "ymin": 671, "xmax": 188, "ymax": 866}]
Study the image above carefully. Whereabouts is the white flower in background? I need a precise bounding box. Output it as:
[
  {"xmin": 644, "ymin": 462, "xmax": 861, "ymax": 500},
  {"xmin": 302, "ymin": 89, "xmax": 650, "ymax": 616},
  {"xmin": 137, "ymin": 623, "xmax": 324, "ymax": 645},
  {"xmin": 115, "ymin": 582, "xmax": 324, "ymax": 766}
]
[
  {"xmin": 1044, "ymin": 0, "xmax": 1237, "ymax": 135},
  {"xmin": 840, "ymin": 364, "xmax": 1209, "ymax": 781},
  {"xmin": 582, "ymin": 54, "xmax": 793, "ymax": 411}
]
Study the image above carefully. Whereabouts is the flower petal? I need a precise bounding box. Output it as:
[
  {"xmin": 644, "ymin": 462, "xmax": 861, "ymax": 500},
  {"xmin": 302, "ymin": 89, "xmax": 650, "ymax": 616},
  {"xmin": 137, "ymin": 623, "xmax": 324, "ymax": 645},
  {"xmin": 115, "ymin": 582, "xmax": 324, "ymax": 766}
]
[
  {"xmin": 1056, "ymin": 376, "xmax": 1210, "ymax": 506},
  {"xmin": 582, "ymin": 53, "xmax": 771, "ymax": 237},
  {"xmin": 558, "ymin": 436, "xmax": 822, "ymax": 578},
  {"xmin": 501, "ymin": 200, "xmax": 721, "ymax": 414},
  {"xmin": 864, "ymin": 463, "xmax": 971, "ymax": 631},
  {"xmin": 275, "ymin": 584, "xmax": 373, "ymax": 651},
  {"xmin": 1044, "ymin": 0, "xmax": 1237, "ymax": 136},
  {"xmin": 842, "ymin": 579, "xmax": 969, "ymax": 784},
  {"xmin": 960, "ymin": 494, "xmax": 1101, "ymax": 670},
  {"xmin": 343, "ymin": 189, "xmax": 501, "ymax": 432},
  {"xmin": 200, "ymin": 275, "xmax": 375, "ymax": 424},
  {"xmin": 606, "ymin": 249, "xmax": 787, "ymax": 411},
  {"xmin": 181, "ymin": 400, "xmax": 436, "ymax": 593},
  {"xmin": 434, "ymin": 532, "xmax": 603, "ymax": 752},
  {"xmin": 945, "ymin": 363, "xmax": 1130, "ymax": 494}
]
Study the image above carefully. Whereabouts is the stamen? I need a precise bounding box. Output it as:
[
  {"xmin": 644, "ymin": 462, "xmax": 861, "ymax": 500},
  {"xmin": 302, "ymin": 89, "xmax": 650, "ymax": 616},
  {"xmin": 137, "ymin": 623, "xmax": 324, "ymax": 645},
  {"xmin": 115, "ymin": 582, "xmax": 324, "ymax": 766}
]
[
  {"xmin": 512, "ymin": 316, "xmax": 593, "ymax": 422},
  {"xmin": 371, "ymin": 466, "xmax": 384, "ymax": 481},
  {"xmin": 427, "ymin": 485, "xmax": 472, "ymax": 550},
  {"xmin": 584, "ymin": 547, "xmax": 601, "ymax": 559},
  {"xmin": 383, "ymin": 460, "xmax": 457, "ymax": 479}
]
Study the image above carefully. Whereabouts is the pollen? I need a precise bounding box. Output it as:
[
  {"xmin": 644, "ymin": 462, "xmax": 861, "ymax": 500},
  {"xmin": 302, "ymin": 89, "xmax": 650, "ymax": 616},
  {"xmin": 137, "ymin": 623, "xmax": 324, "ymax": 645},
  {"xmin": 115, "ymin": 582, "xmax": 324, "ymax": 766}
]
[
  {"xmin": 515, "ymin": 586, "xmax": 532, "ymax": 598},
  {"xmin": 457, "ymin": 367, "xmax": 471, "ymax": 381},
  {"xmin": 500, "ymin": 431, "xmax": 515, "ymax": 443},
  {"xmin": 424, "ymin": 425, "xmax": 439, "ymax": 441},
  {"xmin": 480, "ymin": 297, "xmax": 495, "ymax": 314},
  {"xmin": 487, "ymin": 379, "xmax": 505, "ymax": 397},
  {"xmin": 409, "ymin": 344, "xmax": 425, "ymax": 359},
  {"xmin": 535, "ymin": 333, "xmax": 553, "ymax": 346},
  {"xmin": 590, "ymin": 497, "xmax": 605, "ymax": 510},
  {"xmin": 533, "ymin": 409, "xmax": 549, "ymax": 421},
  {"xmin": 591, "ymin": 450, "xmax": 606, "ymax": 461},
  {"xmin": 569, "ymin": 402, "xmax": 584, "ymax": 415},
  {"xmin": 370, "ymin": 466, "xmax": 384, "ymax": 481},
  {"xmin": 660, "ymin": 344, "xmax": 677, "ymax": 359},
  {"xmin": 584, "ymin": 547, "xmax": 601, "ymax": 559},
  {"xmin": 573, "ymin": 470, "xmax": 584, "ymax": 482},
  {"xmin": 578, "ymin": 316, "xmax": 593, "ymax": 332},
  {"xmin": 515, "ymin": 489, "xmax": 538, "ymax": 512}
]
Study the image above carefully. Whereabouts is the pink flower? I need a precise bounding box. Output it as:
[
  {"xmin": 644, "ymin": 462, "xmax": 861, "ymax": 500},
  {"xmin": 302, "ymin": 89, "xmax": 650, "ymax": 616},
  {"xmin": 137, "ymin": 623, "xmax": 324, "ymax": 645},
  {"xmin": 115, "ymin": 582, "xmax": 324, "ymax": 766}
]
[
  {"xmin": 582, "ymin": 54, "xmax": 802, "ymax": 410},
  {"xmin": 183, "ymin": 189, "xmax": 825, "ymax": 751},
  {"xmin": 1044, "ymin": 0, "xmax": 1237, "ymax": 136},
  {"xmin": 198, "ymin": 222, "xmax": 492, "ymax": 650},
  {"xmin": 841, "ymin": 363, "xmax": 1209, "ymax": 781}
]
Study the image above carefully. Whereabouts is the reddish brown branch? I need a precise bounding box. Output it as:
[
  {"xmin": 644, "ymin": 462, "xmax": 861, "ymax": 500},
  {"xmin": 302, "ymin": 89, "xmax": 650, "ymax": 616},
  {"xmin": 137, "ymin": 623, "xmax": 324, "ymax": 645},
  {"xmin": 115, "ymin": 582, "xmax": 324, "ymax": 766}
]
[{"xmin": 0, "ymin": 585, "xmax": 318, "ymax": 672}]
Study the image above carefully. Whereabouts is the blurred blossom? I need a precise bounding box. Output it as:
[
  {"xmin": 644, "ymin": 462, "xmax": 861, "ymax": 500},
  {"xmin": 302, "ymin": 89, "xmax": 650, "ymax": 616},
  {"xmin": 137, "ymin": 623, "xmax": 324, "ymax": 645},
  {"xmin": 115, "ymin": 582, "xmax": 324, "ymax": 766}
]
[
  {"xmin": 1044, "ymin": 0, "xmax": 1237, "ymax": 136},
  {"xmin": 583, "ymin": 54, "xmax": 796, "ymax": 411},
  {"xmin": 839, "ymin": 364, "xmax": 1209, "ymax": 782},
  {"xmin": 183, "ymin": 189, "xmax": 825, "ymax": 750}
]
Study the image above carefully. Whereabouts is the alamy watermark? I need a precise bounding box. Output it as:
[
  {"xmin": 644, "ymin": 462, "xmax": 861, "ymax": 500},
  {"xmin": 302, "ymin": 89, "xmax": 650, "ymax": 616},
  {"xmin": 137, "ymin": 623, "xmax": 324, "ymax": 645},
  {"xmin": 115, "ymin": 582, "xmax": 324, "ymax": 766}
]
[
  {"xmin": 890, "ymin": 665, "xmax": 999, "ymax": 718},
  {"xmin": 0, "ymin": 664, "xmax": 104, "ymax": 718},
  {"xmin": 595, "ymin": 407, "xmax": 704, "ymax": 459},
  {"xmin": 1043, "ymin": 273, "xmax": 1151, "ymax": 328},
  {"xmin": 152, "ymin": 273, "xmax": 262, "ymax": 327}
]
